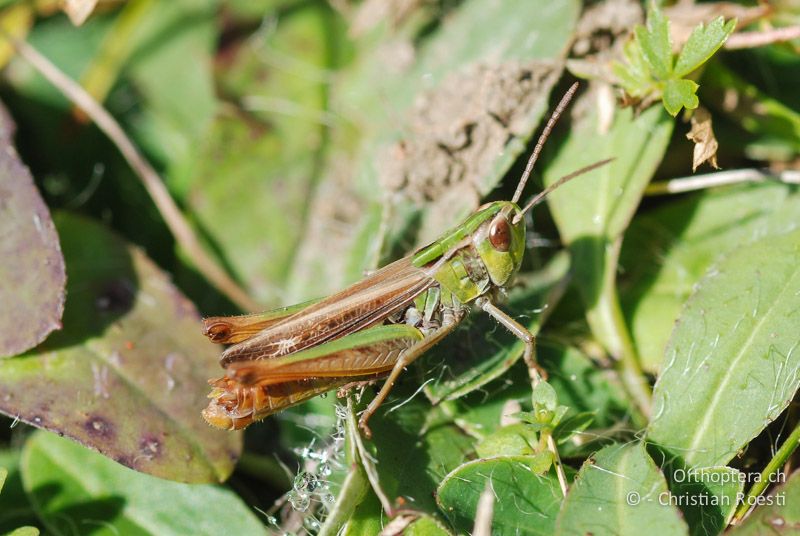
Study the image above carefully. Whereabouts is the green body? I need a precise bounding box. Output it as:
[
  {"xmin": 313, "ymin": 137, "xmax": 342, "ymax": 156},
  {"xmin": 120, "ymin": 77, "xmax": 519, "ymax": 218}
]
[{"xmin": 413, "ymin": 201, "xmax": 526, "ymax": 304}]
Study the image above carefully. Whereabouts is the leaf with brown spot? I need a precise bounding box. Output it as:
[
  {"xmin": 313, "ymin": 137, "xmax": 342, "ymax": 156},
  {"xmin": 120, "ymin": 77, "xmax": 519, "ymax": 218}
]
[
  {"xmin": 686, "ymin": 107, "xmax": 720, "ymax": 171},
  {"xmin": 0, "ymin": 106, "xmax": 66, "ymax": 358},
  {"xmin": 0, "ymin": 213, "xmax": 241, "ymax": 483}
]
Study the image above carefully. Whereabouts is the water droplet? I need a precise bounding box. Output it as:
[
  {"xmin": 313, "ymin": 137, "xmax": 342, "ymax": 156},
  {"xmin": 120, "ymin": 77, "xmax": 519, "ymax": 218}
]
[
  {"xmin": 294, "ymin": 471, "xmax": 318, "ymax": 492},
  {"xmin": 288, "ymin": 490, "xmax": 310, "ymax": 512}
]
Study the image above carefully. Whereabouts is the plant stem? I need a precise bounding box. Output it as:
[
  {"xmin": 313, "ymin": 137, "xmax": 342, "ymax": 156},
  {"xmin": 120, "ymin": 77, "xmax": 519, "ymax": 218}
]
[
  {"xmin": 546, "ymin": 433, "xmax": 569, "ymax": 496},
  {"xmin": 731, "ymin": 420, "xmax": 800, "ymax": 524},
  {"xmin": 318, "ymin": 462, "xmax": 369, "ymax": 536},
  {"xmin": 11, "ymin": 37, "xmax": 261, "ymax": 313},
  {"xmin": 588, "ymin": 239, "xmax": 651, "ymax": 426},
  {"xmin": 346, "ymin": 398, "xmax": 395, "ymax": 516}
]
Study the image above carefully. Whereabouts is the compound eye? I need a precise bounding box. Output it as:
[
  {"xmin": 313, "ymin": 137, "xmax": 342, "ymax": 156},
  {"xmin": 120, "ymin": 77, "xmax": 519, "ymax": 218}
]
[{"xmin": 488, "ymin": 216, "xmax": 511, "ymax": 252}]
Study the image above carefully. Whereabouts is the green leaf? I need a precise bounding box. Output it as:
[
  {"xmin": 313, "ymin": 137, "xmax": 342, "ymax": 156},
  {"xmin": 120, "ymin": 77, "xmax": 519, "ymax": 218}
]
[
  {"xmin": 0, "ymin": 450, "xmax": 39, "ymax": 533},
  {"xmin": 552, "ymin": 412, "xmax": 595, "ymax": 444},
  {"xmin": 555, "ymin": 443, "xmax": 688, "ymax": 535},
  {"xmin": 0, "ymin": 467, "xmax": 6, "ymax": 493},
  {"xmin": 532, "ymin": 381, "xmax": 558, "ymax": 411},
  {"xmin": 474, "ymin": 424, "xmax": 540, "ymax": 458},
  {"xmin": 363, "ymin": 389, "xmax": 473, "ymax": 517},
  {"xmin": 0, "ymin": 213, "xmax": 241, "ymax": 483},
  {"xmin": 343, "ymin": 491, "xmax": 453, "ymax": 536},
  {"xmin": 673, "ymin": 17, "xmax": 736, "ymax": 79},
  {"xmin": 126, "ymin": 0, "xmax": 218, "ymax": 172},
  {"xmin": 7, "ymin": 16, "xmax": 112, "ymax": 109},
  {"xmin": 4, "ymin": 528, "xmax": 39, "ymax": 536},
  {"xmin": 320, "ymin": 463, "xmax": 370, "ymax": 536},
  {"xmin": 635, "ymin": 4, "xmax": 672, "ymax": 80},
  {"xmin": 613, "ymin": 38, "xmax": 654, "ymax": 97},
  {"xmin": 621, "ymin": 182, "xmax": 800, "ymax": 372},
  {"xmin": 20, "ymin": 432, "xmax": 266, "ymax": 536},
  {"xmin": 542, "ymin": 100, "xmax": 672, "ymax": 358},
  {"xmin": 670, "ymin": 466, "xmax": 743, "ymax": 534},
  {"xmin": 342, "ymin": 489, "xmax": 383, "ymax": 536},
  {"xmin": 647, "ymin": 229, "xmax": 800, "ymax": 468},
  {"xmin": 663, "ymin": 78, "xmax": 699, "ymax": 116},
  {"xmin": 729, "ymin": 469, "xmax": 800, "ymax": 535},
  {"xmin": 540, "ymin": 343, "xmax": 632, "ymax": 431},
  {"xmin": 437, "ymin": 457, "xmax": 564, "ymax": 535},
  {"xmin": 405, "ymin": 515, "xmax": 452, "ymax": 536},
  {"xmin": 184, "ymin": 5, "xmax": 334, "ymax": 304},
  {"xmin": 0, "ymin": 112, "xmax": 65, "ymax": 358}
]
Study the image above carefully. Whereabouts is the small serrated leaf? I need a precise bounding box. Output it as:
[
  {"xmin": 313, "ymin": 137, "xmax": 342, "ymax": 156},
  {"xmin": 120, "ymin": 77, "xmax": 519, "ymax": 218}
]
[
  {"xmin": 635, "ymin": 4, "xmax": 673, "ymax": 80},
  {"xmin": 663, "ymin": 78, "xmax": 699, "ymax": 116},
  {"xmin": 613, "ymin": 39, "xmax": 654, "ymax": 97},
  {"xmin": 673, "ymin": 17, "xmax": 736, "ymax": 78}
]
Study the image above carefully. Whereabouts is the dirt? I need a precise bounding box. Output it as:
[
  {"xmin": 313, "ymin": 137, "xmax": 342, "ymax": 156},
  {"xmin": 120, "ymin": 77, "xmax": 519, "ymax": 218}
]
[{"xmin": 379, "ymin": 59, "xmax": 563, "ymax": 205}]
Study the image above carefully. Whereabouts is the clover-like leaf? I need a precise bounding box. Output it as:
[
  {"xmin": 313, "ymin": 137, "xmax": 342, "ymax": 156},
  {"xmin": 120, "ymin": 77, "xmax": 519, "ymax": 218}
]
[
  {"xmin": 663, "ymin": 78, "xmax": 699, "ymax": 116},
  {"xmin": 673, "ymin": 17, "xmax": 736, "ymax": 78},
  {"xmin": 635, "ymin": 4, "xmax": 672, "ymax": 80},
  {"xmin": 613, "ymin": 38, "xmax": 653, "ymax": 97}
]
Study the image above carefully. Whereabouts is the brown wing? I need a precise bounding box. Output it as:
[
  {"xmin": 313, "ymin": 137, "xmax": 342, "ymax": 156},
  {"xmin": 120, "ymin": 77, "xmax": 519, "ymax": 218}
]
[
  {"xmin": 203, "ymin": 375, "xmax": 366, "ymax": 430},
  {"xmin": 225, "ymin": 329, "xmax": 420, "ymax": 385},
  {"xmin": 220, "ymin": 256, "xmax": 435, "ymax": 364},
  {"xmin": 202, "ymin": 299, "xmax": 320, "ymax": 344},
  {"xmin": 204, "ymin": 321, "xmax": 461, "ymax": 430}
]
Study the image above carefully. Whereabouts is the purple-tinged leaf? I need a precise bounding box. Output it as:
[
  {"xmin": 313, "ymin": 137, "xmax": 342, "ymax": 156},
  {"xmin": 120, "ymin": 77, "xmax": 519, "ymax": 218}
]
[
  {"xmin": 0, "ymin": 108, "xmax": 66, "ymax": 358},
  {"xmin": 0, "ymin": 213, "xmax": 241, "ymax": 483}
]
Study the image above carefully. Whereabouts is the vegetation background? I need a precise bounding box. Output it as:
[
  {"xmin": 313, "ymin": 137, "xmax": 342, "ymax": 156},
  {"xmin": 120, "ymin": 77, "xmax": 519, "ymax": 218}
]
[{"xmin": 0, "ymin": 0, "xmax": 799, "ymax": 535}]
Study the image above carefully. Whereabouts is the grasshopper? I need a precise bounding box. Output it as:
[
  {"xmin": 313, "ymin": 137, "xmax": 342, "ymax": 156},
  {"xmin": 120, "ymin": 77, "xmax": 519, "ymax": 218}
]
[{"xmin": 201, "ymin": 83, "xmax": 610, "ymax": 437}]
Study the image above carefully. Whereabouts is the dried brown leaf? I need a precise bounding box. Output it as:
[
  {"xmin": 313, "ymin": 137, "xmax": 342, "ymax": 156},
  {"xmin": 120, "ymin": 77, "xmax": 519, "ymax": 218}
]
[{"xmin": 686, "ymin": 107, "xmax": 720, "ymax": 171}]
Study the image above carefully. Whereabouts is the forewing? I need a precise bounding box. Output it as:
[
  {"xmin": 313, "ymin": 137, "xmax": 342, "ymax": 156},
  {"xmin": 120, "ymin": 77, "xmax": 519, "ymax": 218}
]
[
  {"xmin": 204, "ymin": 321, "xmax": 462, "ymax": 430},
  {"xmin": 220, "ymin": 257, "xmax": 435, "ymax": 364},
  {"xmin": 203, "ymin": 376, "xmax": 359, "ymax": 430},
  {"xmin": 202, "ymin": 298, "xmax": 320, "ymax": 344},
  {"xmin": 225, "ymin": 324, "xmax": 424, "ymax": 385}
]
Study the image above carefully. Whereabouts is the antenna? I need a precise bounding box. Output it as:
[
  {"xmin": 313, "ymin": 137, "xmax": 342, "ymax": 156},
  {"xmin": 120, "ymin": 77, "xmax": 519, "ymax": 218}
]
[
  {"xmin": 511, "ymin": 82, "xmax": 579, "ymax": 205},
  {"xmin": 512, "ymin": 158, "xmax": 614, "ymax": 224}
]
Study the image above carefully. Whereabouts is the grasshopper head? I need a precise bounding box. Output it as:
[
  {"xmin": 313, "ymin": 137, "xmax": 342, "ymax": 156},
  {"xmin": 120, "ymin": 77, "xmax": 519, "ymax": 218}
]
[{"xmin": 473, "ymin": 201, "xmax": 525, "ymax": 288}]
